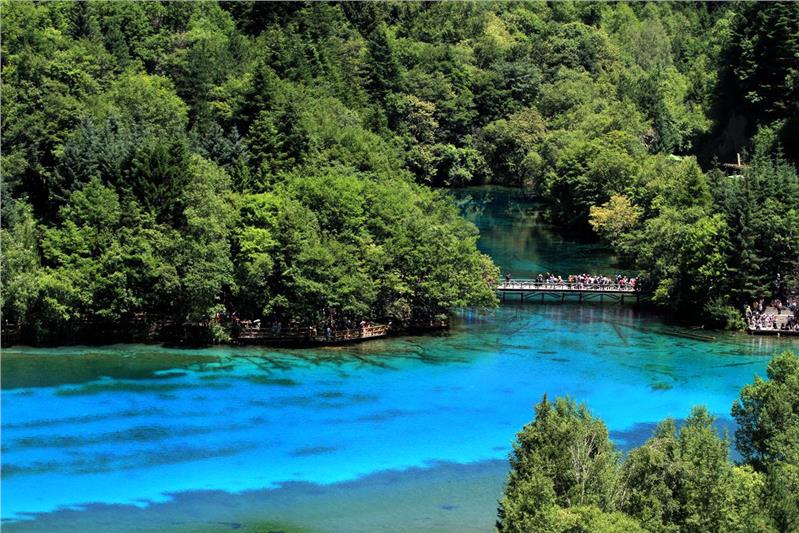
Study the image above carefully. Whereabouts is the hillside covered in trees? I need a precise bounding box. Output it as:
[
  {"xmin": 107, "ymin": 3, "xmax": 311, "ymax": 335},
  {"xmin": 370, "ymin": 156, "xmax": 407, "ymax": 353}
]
[{"xmin": 2, "ymin": 1, "xmax": 798, "ymax": 340}]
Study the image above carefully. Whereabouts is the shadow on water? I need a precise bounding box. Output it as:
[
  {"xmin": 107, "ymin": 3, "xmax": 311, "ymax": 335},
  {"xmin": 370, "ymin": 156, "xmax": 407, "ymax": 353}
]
[
  {"xmin": 3, "ymin": 441, "xmax": 261, "ymax": 478},
  {"xmin": 1, "ymin": 421, "xmax": 260, "ymax": 455},
  {"xmin": 2, "ymin": 407, "xmax": 166, "ymax": 430},
  {"xmin": 1, "ymin": 334, "xmax": 475, "ymax": 392},
  {"xmin": 0, "ymin": 347, "xmax": 219, "ymax": 390},
  {"xmin": 3, "ymin": 460, "xmax": 509, "ymax": 533},
  {"xmin": 610, "ymin": 418, "xmax": 740, "ymax": 458}
]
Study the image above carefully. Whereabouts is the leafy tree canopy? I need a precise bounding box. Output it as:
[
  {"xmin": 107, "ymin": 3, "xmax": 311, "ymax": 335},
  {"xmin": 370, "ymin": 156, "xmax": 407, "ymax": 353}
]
[{"xmin": 500, "ymin": 351, "xmax": 799, "ymax": 532}]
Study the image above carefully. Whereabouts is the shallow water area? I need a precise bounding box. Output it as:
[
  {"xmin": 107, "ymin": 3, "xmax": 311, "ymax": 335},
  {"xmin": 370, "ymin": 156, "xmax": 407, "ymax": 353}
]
[{"xmin": 2, "ymin": 187, "xmax": 796, "ymax": 533}]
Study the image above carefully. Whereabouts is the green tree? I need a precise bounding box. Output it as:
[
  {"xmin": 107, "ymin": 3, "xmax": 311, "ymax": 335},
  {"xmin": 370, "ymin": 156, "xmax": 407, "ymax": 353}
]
[
  {"xmin": 732, "ymin": 351, "xmax": 799, "ymax": 468},
  {"xmin": 68, "ymin": 1, "xmax": 99, "ymax": 40},
  {"xmin": 635, "ymin": 207, "xmax": 727, "ymax": 313},
  {"xmin": 719, "ymin": 2, "xmax": 799, "ymax": 162},
  {"xmin": 246, "ymin": 102, "xmax": 309, "ymax": 183},
  {"xmin": 497, "ymin": 396, "xmax": 621, "ymax": 532},
  {"xmin": 39, "ymin": 177, "xmax": 127, "ymax": 322},
  {"xmin": 478, "ymin": 107, "xmax": 545, "ymax": 185},
  {"xmin": 365, "ymin": 22, "xmax": 400, "ymax": 101},
  {"xmin": 128, "ymin": 138, "xmax": 193, "ymax": 225},
  {"xmin": 174, "ymin": 157, "xmax": 235, "ymax": 321},
  {"xmin": 0, "ymin": 200, "xmax": 43, "ymax": 329},
  {"xmin": 622, "ymin": 408, "xmax": 771, "ymax": 533},
  {"xmin": 732, "ymin": 351, "xmax": 799, "ymax": 531},
  {"xmin": 588, "ymin": 194, "xmax": 643, "ymax": 254}
]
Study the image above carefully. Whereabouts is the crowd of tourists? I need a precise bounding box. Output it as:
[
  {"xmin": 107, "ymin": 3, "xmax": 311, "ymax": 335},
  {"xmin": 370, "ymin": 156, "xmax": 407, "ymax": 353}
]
[
  {"xmin": 502, "ymin": 272, "xmax": 639, "ymax": 291},
  {"xmin": 746, "ymin": 297, "xmax": 799, "ymax": 332}
]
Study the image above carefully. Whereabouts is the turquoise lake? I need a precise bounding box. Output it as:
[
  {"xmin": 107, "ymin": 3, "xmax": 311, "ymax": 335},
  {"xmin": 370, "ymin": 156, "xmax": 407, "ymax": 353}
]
[{"xmin": 2, "ymin": 187, "xmax": 795, "ymax": 532}]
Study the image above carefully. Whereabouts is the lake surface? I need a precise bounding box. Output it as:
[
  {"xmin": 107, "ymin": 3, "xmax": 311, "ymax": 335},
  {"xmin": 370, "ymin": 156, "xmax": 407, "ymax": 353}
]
[{"xmin": 2, "ymin": 186, "xmax": 794, "ymax": 532}]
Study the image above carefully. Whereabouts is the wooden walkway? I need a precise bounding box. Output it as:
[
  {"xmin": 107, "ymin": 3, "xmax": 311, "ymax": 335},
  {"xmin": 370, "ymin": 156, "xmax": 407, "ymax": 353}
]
[
  {"xmin": 235, "ymin": 324, "xmax": 389, "ymax": 346},
  {"xmin": 747, "ymin": 306, "xmax": 798, "ymax": 337},
  {"xmin": 497, "ymin": 280, "xmax": 645, "ymax": 304},
  {"xmin": 748, "ymin": 328, "xmax": 799, "ymax": 337}
]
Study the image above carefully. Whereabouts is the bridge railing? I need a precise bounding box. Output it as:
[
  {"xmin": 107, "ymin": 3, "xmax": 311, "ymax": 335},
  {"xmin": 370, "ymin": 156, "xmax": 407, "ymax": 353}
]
[
  {"xmin": 237, "ymin": 324, "xmax": 389, "ymax": 342},
  {"xmin": 497, "ymin": 280, "xmax": 638, "ymax": 292}
]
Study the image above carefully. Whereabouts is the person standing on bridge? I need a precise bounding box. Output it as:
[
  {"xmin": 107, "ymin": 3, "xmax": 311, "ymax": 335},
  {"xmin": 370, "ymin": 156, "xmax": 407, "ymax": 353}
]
[
  {"xmin": 505, "ymin": 272, "xmax": 512, "ymax": 286},
  {"xmin": 774, "ymin": 273, "xmax": 786, "ymax": 302}
]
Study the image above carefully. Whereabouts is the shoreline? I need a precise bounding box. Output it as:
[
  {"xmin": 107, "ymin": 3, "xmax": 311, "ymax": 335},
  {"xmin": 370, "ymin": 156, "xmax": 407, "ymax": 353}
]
[
  {"xmin": 6, "ymin": 305, "xmax": 799, "ymax": 349},
  {"xmin": 0, "ymin": 319, "xmax": 450, "ymax": 350}
]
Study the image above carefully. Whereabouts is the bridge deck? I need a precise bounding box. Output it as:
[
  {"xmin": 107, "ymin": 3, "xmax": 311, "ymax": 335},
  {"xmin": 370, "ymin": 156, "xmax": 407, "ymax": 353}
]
[
  {"xmin": 498, "ymin": 281, "xmax": 638, "ymax": 293},
  {"xmin": 748, "ymin": 328, "xmax": 799, "ymax": 337},
  {"xmin": 496, "ymin": 280, "xmax": 645, "ymax": 303}
]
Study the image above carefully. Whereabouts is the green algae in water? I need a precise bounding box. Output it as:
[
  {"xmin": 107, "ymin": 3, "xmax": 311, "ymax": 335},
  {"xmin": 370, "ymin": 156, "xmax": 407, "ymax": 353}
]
[
  {"xmin": 1, "ymin": 348, "xmax": 219, "ymax": 390},
  {"xmin": 650, "ymin": 381, "xmax": 673, "ymax": 391}
]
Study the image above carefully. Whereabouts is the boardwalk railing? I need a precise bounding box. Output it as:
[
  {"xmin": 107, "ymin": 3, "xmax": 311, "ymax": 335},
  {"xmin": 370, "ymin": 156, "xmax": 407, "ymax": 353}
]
[
  {"xmin": 498, "ymin": 280, "xmax": 638, "ymax": 292},
  {"xmin": 497, "ymin": 279, "xmax": 646, "ymax": 303},
  {"xmin": 236, "ymin": 324, "xmax": 389, "ymax": 344}
]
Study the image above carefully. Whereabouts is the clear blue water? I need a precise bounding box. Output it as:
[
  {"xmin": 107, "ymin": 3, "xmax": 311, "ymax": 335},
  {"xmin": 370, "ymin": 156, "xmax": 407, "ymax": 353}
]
[
  {"xmin": 2, "ymin": 187, "xmax": 795, "ymax": 532},
  {"xmin": 451, "ymin": 186, "xmax": 630, "ymax": 276}
]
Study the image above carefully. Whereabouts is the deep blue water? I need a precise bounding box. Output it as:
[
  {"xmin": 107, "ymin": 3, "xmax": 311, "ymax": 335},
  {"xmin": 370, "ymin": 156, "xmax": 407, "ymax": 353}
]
[{"xmin": 2, "ymin": 187, "xmax": 795, "ymax": 532}]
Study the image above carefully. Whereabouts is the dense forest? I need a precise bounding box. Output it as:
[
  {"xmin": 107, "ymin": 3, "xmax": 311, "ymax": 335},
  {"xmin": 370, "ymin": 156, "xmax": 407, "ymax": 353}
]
[
  {"xmin": 497, "ymin": 350, "xmax": 799, "ymax": 533},
  {"xmin": 2, "ymin": 1, "xmax": 798, "ymax": 341}
]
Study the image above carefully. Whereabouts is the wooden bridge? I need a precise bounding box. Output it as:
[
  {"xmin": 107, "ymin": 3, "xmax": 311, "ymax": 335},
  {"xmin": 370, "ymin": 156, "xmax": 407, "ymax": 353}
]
[
  {"xmin": 235, "ymin": 324, "xmax": 389, "ymax": 346},
  {"xmin": 497, "ymin": 280, "xmax": 647, "ymax": 304}
]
